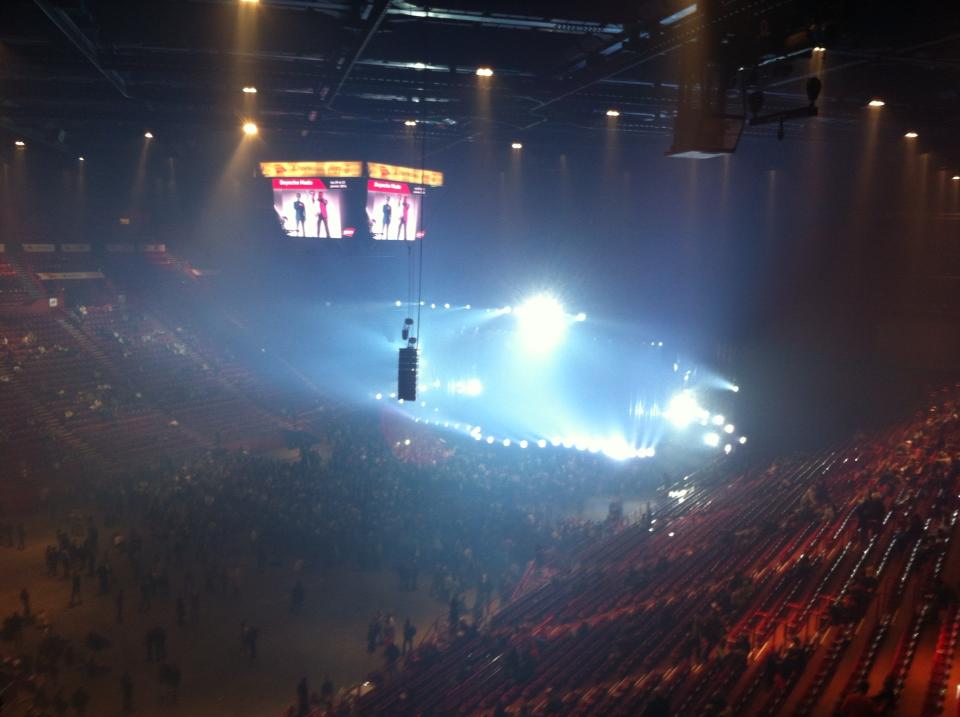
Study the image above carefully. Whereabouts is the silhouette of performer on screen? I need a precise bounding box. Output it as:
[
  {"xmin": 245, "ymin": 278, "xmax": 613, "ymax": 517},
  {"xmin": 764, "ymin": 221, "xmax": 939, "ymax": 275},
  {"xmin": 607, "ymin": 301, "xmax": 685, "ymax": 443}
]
[
  {"xmin": 397, "ymin": 197, "xmax": 410, "ymax": 240},
  {"xmin": 316, "ymin": 191, "xmax": 330, "ymax": 238},
  {"xmin": 293, "ymin": 193, "xmax": 306, "ymax": 236},
  {"xmin": 381, "ymin": 199, "xmax": 392, "ymax": 239}
]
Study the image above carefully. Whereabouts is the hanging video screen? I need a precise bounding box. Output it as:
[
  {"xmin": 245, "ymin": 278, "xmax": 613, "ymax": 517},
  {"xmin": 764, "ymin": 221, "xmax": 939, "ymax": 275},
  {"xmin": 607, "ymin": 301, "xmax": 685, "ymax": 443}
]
[
  {"xmin": 261, "ymin": 162, "xmax": 363, "ymax": 240},
  {"xmin": 272, "ymin": 178, "xmax": 357, "ymax": 239},
  {"xmin": 366, "ymin": 180, "xmax": 425, "ymax": 241}
]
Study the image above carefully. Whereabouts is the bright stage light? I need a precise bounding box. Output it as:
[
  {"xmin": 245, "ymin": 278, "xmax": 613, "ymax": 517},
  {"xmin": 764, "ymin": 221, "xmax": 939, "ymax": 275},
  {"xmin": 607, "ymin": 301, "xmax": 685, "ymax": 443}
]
[
  {"xmin": 242, "ymin": 86, "xmax": 258, "ymax": 94},
  {"xmin": 511, "ymin": 142, "xmax": 523, "ymax": 150},
  {"xmin": 519, "ymin": 440, "xmax": 528, "ymax": 449},
  {"xmin": 144, "ymin": 131, "xmax": 154, "ymax": 139},
  {"xmin": 451, "ymin": 378, "xmax": 483, "ymax": 396},
  {"xmin": 403, "ymin": 439, "xmax": 411, "ymax": 446},
  {"xmin": 78, "ymin": 156, "xmax": 85, "ymax": 162},
  {"xmin": 606, "ymin": 109, "xmax": 620, "ymax": 117},
  {"xmin": 601, "ymin": 438, "xmax": 635, "ymax": 461},
  {"xmin": 867, "ymin": 99, "xmax": 885, "ymax": 108},
  {"xmin": 704, "ymin": 432, "xmax": 720, "ymax": 448},
  {"xmin": 561, "ymin": 439, "xmax": 573, "ymax": 449},
  {"xmin": 724, "ymin": 424, "xmax": 735, "ymax": 434},
  {"xmin": 404, "ymin": 120, "xmax": 418, "ymax": 127},
  {"xmin": 476, "ymin": 67, "xmax": 494, "ymax": 77},
  {"xmin": 485, "ymin": 436, "xmax": 495, "ymax": 444},
  {"xmin": 739, "ymin": 436, "xmax": 748, "ymax": 445},
  {"xmin": 375, "ymin": 392, "xmax": 382, "ymax": 400},
  {"xmin": 645, "ymin": 447, "xmax": 656, "ymax": 458},
  {"xmin": 724, "ymin": 444, "xmax": 733, "ymax": 455},
  {"xmin": 502, "ymin": 439, "xmax": 511, "ymax": 447},
  {"xmin": 242, "ymin": 121, "xmax": 259, "ymax": 136},
  {"xmin": 537, "ymin": 439, "xmax": 547, "ymax": 448},
  {"xmin": 731, "ymin": 384, "xmax": 740, "ymax": 393},
  {"xmin": 515, "ymin": 294, "xmax": 567, "ymax": 353},
  {"xmin": 904, "ymin": 131, "xmax": 918, "ymax": 139},
  {"xmin": 711, "ymin": 414, "xmax": 725, "ymax": 426},
  {"xmin": 574, "ymin": 312, "xmax": 587, "ymax": 322},
  {"xmin": 443, "ymin": 303, "xmax": 451, "ymax": 309},
  {"xmin": 664, "ymin": 391, "xmax": 707, "ymax": 429},
  {"xmin": 14, "ymin": 140, "xmax": 26, "ymax": 147}
]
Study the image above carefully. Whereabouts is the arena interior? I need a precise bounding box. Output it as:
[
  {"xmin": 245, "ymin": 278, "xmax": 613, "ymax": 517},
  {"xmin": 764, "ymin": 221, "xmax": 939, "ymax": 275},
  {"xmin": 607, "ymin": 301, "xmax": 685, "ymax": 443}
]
[{"xmin": 1, "ymin": 1, "xmax": 960, "ymax": 716}]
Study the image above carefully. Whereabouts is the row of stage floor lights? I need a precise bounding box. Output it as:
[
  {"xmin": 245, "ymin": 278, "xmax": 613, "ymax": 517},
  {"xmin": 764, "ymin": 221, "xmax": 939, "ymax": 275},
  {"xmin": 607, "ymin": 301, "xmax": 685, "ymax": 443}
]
[
  {"xmin": 386, "ymin": 416, "xmax": 660, "ymax": 462},
  {"xmin": 374, "ymin": 389, "xmax": 747, "ymax": 462}
]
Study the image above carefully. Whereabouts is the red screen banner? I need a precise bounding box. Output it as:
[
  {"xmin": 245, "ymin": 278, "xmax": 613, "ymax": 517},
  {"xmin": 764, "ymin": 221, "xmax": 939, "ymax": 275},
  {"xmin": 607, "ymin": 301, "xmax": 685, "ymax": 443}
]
[
  {"xmin": 273, "ymin": 178, "xmax": 327, "ymax": 190},
  {"xmin": 367, "ymin": 179, "xmax": 411, "ymax": 195}
]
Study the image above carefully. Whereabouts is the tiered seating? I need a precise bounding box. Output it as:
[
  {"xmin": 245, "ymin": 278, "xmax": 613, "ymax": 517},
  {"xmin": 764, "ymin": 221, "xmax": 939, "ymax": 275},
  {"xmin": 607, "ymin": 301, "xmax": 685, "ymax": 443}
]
[
  {"xmin": 0, "ymin": 314, "xmax": 204, "ymax": 468},
  {"xmin": 0, "ymin": 255, "xmax": 38, "ymax": 305},
  {"xmin": 100, "ymin": 252, "xmax": 329, "ymax": 426},
  {"xmin": 354, "ymin": 391, "xmax": 960, "ymax": 716},
  {"xmin": 0, "ymin": 244, "xmax": 354, "ymax": 486},
  {"xmin": 76, "ymin": 307, "xmax": 291, "ymax": 448}
]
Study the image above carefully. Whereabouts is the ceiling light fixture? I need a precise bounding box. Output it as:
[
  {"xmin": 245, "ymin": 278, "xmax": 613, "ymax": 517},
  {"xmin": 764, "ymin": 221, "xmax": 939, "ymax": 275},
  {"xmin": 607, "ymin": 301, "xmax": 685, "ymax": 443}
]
[
  {"xmin": 144, "ymin": 131, "xmax": 154, "ymax": 139},
  {"xmin": 78, "ymin": 156, "xmax": 85, "ymax": 161},
  {"xmin": 14, "ymin": 140, "xmax": 25, "ymax": 147},
  {"xmin": 867, "ymin": 99, "xmax": 885, "ymax": 108},
  {"xmin": 904, "ymin": 131, "xmax": 918, "ymax": 138}
]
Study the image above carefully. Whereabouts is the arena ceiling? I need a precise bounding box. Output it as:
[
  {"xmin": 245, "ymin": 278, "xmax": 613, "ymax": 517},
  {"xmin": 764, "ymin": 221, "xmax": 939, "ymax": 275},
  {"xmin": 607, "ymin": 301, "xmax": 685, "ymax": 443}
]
[{"xmin": 0, "ymin": 0, "xmax": 958, "ymax": 158}]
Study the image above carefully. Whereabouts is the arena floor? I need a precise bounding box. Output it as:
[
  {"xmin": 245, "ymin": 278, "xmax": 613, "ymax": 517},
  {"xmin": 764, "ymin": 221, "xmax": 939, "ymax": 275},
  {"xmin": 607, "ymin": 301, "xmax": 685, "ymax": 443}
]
[{"xmin": 0, "ymin": 511, "xmax": 445, "ymax": 717}]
